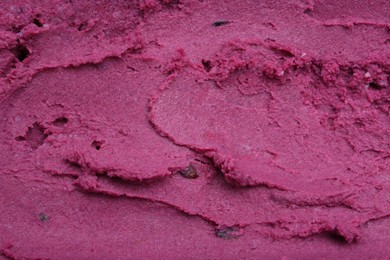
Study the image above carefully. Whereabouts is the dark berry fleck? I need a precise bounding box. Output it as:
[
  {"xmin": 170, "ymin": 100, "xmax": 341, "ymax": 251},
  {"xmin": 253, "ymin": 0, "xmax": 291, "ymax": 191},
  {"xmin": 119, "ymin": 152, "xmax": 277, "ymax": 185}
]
[
  {"xmin": 212, "ymin": 20, "xmax": 230, "ymax": 27},
  {"xmin": 215, "ymin": 226, "xmax": 242, "ymax": 239},
  {"xmin": 178, "ymin": 165, "xmax": 198, "ymax": 179},
  {"xmin": 39, "ymin": 212, "xmax": 49, "ymax": 222}
]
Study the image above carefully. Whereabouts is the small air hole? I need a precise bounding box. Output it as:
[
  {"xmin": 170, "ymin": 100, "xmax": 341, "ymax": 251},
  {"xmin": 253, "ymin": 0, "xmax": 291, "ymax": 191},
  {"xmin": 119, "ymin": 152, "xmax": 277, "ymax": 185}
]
[
  {"xmin": 304, "ymin": 9, "xmax": 312, "ymax": 15},
  {"xmin": 368, "ymin": 82, "xmax": 382, "ymax": 90},
  {"xmin": 33, "ymin": 18, "xmax": 43, "ymax": 27},
  {"xmin": 53, "ymin": 117, "xmax": 68, "ymax": 127},
  {"xmin": 201, "ymin": 60, "xmax": 212, "ymax": 72},
  {"xmin": 11, "ymin": 25, "xmax": 23, "ymax": 33},
  {"xmin": 92, "ymin": 140, "xmax": 103, "ymax": 150},
  {"xmin": 325, "ymin": 232, "xmax": 349, "ymax": 244},
  {"xmin": 15, "ymin": 136, "xmax": 26, "ymax": 141},
  {"xmin": 77, "ymin": 22, "xmax": 87, "ymax": 31},
  {"xmin": 11, "ymin": 44, "xmax": 30, "ymax": 62}
]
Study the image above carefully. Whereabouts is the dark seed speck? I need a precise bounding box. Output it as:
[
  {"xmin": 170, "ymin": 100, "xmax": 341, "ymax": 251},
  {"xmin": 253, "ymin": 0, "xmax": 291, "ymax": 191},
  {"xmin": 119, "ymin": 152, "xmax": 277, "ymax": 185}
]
[
  {"xmin": 178, "ymin": 165, "xmax": 198, "ymax": 179},
  {"xmin": 212, "ymin": 20, "xmax": 230, "ymax": 27},
  {"xmin": 215, "ymin": 226, "xmax": 242, "ymax": 240},
  {"xmin": 39, "ymin": 212, "xmax": 49, "ymax": 222}
]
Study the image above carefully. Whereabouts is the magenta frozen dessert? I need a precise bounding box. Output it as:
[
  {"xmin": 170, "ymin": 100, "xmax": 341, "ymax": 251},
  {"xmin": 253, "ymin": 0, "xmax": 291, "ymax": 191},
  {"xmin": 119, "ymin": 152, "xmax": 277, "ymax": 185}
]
[{"xmin": 1, "ymin": 0, "xmax": 389, "ymax": 258}]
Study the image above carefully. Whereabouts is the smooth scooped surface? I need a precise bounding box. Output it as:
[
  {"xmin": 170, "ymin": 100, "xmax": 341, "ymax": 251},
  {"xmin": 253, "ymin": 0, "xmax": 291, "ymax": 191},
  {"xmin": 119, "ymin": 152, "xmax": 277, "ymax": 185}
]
[{"xmin": 0, "ymin": 0, "xmax": 390, "ymax": 258}]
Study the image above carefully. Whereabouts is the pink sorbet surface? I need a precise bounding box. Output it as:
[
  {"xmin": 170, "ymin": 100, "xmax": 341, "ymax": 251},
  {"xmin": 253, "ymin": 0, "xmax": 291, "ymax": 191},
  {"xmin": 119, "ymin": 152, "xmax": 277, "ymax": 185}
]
[{"xmin": 0, "ymin": 0, "xmax": 390, "ymax": 259}]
